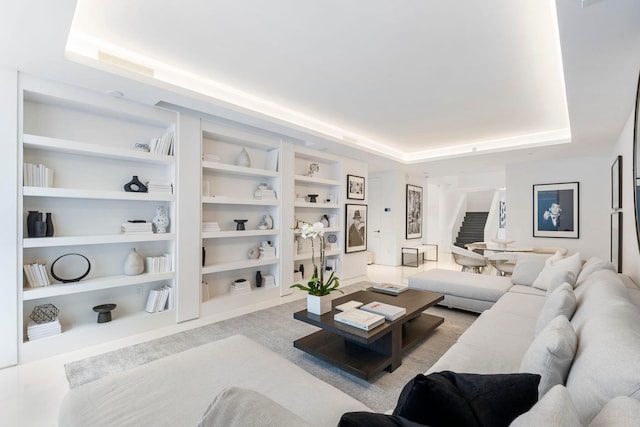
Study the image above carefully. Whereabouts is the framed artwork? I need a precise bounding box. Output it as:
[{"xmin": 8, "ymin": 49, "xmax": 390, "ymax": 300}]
[
  {"xmin": 499, "ymin": 200, "xmax": 506, "ymax": 229},
  {"xmin": 347, "ymin": 175, "xmax": 365, "ymax": 200},
  {"xmin": 533, "ymin": 182, "xmax": 579, "ymax": 238},
  {"xmin": 611, "ymin": 211, "xmax": 622, "ymax": 273},
  {"xmin": 345, "ymin": 203, "xmax": 367, "ymax": 253},
  {"xmin": 406, "ymin": 184, "xmax": 423, "ymax": 239},
  {"xmin": 611, "ymin": 155, "xmax": 622, "ymax": 209}
]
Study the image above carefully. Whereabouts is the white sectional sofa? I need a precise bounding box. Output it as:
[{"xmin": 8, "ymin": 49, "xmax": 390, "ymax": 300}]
[
  {"xmin": 414, "ymin": 254, "xmax": 640, "ymax": 426},
  {"xmin": 59, "ymin": 254, "xmax": 640, "ymax": 426}
]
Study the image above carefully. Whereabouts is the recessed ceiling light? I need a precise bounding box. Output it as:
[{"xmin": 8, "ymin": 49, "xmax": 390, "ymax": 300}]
[{"xmin": 105, "ymin": 90, "xmax": 124, "ymax": 98}]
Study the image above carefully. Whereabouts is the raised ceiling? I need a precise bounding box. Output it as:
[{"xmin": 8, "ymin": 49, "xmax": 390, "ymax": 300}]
[{"xmin": 2, "ymin": 0, "xmax": 640, "ymax": 174}]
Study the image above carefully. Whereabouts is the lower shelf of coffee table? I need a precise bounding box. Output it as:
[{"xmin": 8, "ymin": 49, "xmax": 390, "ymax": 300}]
[{"xmin": 294, "ymin": 313, "xmax": 443, "ymax": 380}]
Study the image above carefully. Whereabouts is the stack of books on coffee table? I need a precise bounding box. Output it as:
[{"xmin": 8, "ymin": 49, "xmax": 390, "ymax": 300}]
[{"xmin": 334, "ymin": 308, "xmax": 385, "ymax": 331}]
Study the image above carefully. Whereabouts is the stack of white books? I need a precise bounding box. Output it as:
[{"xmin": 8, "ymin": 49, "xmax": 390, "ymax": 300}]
[
  {"xmin": 259, "ymin": 245, "xmax": 276, "ymax": 259},
  {"xmin": 145, "ymin": 286, "xmax": 174, "ymax": 313},
  {"xmin": 254, "ymin": 188, "xmax": 277, "ymax": 200},
  {"xmin": 23, "ymin": 262, "xmax": 51, "ymax": 287},
  {"xmin": 334, "ymin": 309, "xmax": 385, "ymax": 331},
  {"xmin": 230, "ymin": 279, "xmax": 251, "ymax": 295},
  {"xmin": 262, "ymin": 274, "xmax": 276, "ymax": 288},
  {"xmin": 360, "ymin": 301, "xmax": 407, "ymax": 321},
  {"xmin": 121, "ymin": 221, "xmax": 153, "ymax": 234},
  {"xmin": 371, "ymin": 283, "xmax": 409, "ymax": 295},
  {"xmin": 202, "ymin": 222, "xmax": 221, "ymax": 232},
  {"xmin": 149, "ymin": 129, "xmax": 175, "ymax": 156},
  {"xmin": 27, "ymin": 318, "xmax": 61, "ymax": 340},
  {"xmin": 147, "ymin": 181, "xmax": 173, "ymax": 194},
  {"xmin": 23, "ymin": 162, "xmax": 54, "ymax": 187},
  {"xmin": 144, "ymin": 254, "xmax": 173, "ymax": 273}
]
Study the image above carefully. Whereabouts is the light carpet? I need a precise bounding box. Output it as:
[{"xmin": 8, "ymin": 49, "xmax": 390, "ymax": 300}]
[{"xmin": 65, "ymin": 294, "xmax": 477, "ymax": 412}]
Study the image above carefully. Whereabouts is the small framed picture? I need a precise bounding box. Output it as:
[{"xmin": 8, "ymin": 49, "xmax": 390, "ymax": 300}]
[
  {"xmin": 611, "ymin": 155, "xmax": 622, "ymax": 210},
  {"xmin": 611, "ymin": 211, "xmax": 622, "ymax": 273},
  {"xmin": 347, "ymin": 175, "xmax": 365, "ymax": 200},
  {"xmin": 406, "ymin": 184, "xmax": 423, "ymax": 239},
  {"xmin": 345, "ymin": 204, "xmax": 367, "ymax": 253},
  {"xmin": 533, "ymin": 182, "xmax": 579, "ymax": 238}
]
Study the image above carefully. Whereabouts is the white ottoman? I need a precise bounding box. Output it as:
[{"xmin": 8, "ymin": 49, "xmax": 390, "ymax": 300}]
[{"xmin": 408, "ymin": 269, "xmax": 514, "ymax": 313}]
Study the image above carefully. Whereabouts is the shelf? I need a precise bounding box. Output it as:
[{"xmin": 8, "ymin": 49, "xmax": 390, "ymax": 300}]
[
  {"xmin": 203, "ymin": 196, "xmax": 279, "ymax": 206},
  {"xmin": 202, "ymin": 229, "xmax": 280, "ymax": 239},
  {"xmin": 22, "ymin": 272, "xmax": 174, "ymax": 300},
  {"xmin": 23, "ymin": 186, "xmax": 175, "ymax": 202},
  {"xmin": 202, "ymin": 161, "xmax": 278, "ymax": 178},
  {"xmin": 294, "ymin": 249, "xmax": 342, "ymax": 261},
  {"xmin": 23, "ymin": 134, "xmax": 175, "ymax": 164},
  {"xmin": 294, "ymin": 175, "xmax": 341, "ymax": 186},
  {"xmin": 202, "ymin": 258, "xmax": 279, "ymax": 274},
  {"xmin": 294, "ymin": 202, "xmax": 340, "ymax": 209},
  {"xmin": 24, "ymin": 233, "xmax": 176, "ymax": 248}
]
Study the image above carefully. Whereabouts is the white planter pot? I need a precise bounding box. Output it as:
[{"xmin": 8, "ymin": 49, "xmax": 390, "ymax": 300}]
[{"xmin": 307, "ymin": 294, "xmax": 332, "ymax": 315}]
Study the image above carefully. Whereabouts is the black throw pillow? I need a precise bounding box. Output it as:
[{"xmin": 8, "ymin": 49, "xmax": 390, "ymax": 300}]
[
  {"xmin": 338, "ymin": 411, "xmax": 430, "ymax": 427},
  {"xmin": 392, "ymin": 371, "xmax": 541, "ymax": 427}
]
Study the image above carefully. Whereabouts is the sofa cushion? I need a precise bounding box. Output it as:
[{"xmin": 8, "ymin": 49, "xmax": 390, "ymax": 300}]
[
  {"xmin": 520, "ymin": 315, "xmax": 577, "ymax": 397},
  {"xmin": 509, "ymin": 385, "xmax": 581, "ymax": 427},
  {"xmin": 198, "ymin": 386, "xmax": 312, "ymax": 427},
  {"xmin": 566, "ymin": 301, "xmax": 640, "ymax": 424},
  {"xmin": 532, "ymin": 252, "xmax": 582, "ymax": 291},
  {"xmin": 588, "ymin": 396, "xmax": 640, "ymax": 427},
  {"xmin": 408, "ymin": 269, "xmax": 513, "ymax": 303},
  {"xmin": 511, "ymin": 253, "xmax": 552, "ymax": 286},
  {"xmin": 393, "ymin": 371, "xmax": 540, "ymax": 427},
  {"xmin": 571, "ymin": 269, "xmax": 629, "ymax": 331},
  {"xmin": 535, "ymin": 283, "xmax": 576, "ymax": 335},
  {"xmin": 338, "ymin": 412, "xmax": 428, "ymax": 427},
  {"xmin": 575, "ymin": 256, "xmax": 615, "ymax": 287}
]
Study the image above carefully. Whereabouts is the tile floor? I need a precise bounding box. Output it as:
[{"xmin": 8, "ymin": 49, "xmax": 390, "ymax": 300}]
[{"xmin": 0, "ymin": 252, "xmax": 460, "ymax": 426}]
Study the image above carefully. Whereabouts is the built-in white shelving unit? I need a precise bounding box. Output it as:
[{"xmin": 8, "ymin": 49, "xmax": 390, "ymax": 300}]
[
  {"xmin": 18, "ymin": 75, "xmax": 178, "ymax": 361},
  {"xmin": 200, "ymin": 119, "xmax": 283, "ymax": 315},
  {"xmin": 291, "ymin": 147, "xmax": 345, "ymax": 284}
]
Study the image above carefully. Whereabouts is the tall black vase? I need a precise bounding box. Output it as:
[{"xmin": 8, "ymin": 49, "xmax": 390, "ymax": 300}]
[
  {"xmin": 45, "ymin": 212, "xmax": 54, "ymax": 237},
  {"xmin": 256, "ymin": 270, "xmax": 263, "ymax": 287},
  {"xmin": 27, "ymin": 211, "xmax": 39, "ymax": 237}
]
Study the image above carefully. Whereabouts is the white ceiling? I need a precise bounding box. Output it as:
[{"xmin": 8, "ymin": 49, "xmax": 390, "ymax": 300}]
[{"xmin": 2, "ymin": 0, "xmax": 640, "ymax": 175}]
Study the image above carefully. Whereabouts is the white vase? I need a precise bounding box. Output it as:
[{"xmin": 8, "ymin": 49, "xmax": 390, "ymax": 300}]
[
  {"xmin": 153, "ymin": 206, "xmax": 169, "ymax": 233},
  {"xmin": 307, "ymin": 294, "xmax": 332, "ymax": 315},
  {"xmin": 236, "ymin": 147, "xmax": 251, "ymax": 167},
  {"xmin": 124, "ymin": 248, "xmax": 144, "ymax": 276}
]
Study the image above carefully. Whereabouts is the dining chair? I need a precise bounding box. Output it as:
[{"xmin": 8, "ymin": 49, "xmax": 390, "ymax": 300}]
[{"xmin": 450, "ymin": 245, "xmax": 488, "ymax": 274}]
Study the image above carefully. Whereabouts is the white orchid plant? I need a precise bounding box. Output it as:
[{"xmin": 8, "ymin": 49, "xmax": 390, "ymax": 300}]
[{"xmin": 290, "ymin": 222, "xmax": 341, "ymax": 296}]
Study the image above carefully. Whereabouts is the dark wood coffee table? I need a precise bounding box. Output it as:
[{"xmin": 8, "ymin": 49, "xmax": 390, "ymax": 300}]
[{"xmin": 293, "ymin": 283, "xmax": 444, "ymax": 380}]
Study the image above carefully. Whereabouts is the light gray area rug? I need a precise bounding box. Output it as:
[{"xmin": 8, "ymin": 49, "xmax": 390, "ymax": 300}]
[{"xmin": 65, "ymin": 298, "xmax": 477, "ymax": 412}]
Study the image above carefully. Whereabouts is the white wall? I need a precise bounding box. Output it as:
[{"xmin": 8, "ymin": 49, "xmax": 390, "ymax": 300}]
[
  {"xmin": 466, "ymin": 190, "xmax": 494, "ymax": 211},
  {"xmin": 0, "ymin": 69, "xmax": 18, "ymax": 368},
  {"xmin": 506, "ymin": 155, "xmax": 610, "ymax": 259},
  {"xmin": 613, "ymin": 109, "xmax": 640, "ymax": 284}
]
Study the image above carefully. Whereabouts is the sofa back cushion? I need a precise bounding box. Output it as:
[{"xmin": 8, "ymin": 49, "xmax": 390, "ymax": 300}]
[
  {"xmin": 532, "ymin": 252, "xmax": 582, "ymax": 291},
  {"xmin": 511, "ymin": 253, "xmax": 552, "ymax": 286},
  {"xmin": 520, "ymin": 315, "xmax": 577, "ymax": 397},
  {"xmin": 535, "ymin": 283, "xmax": 576, "ymax": 335},
  {"xmin": 570, "ymin": 269, "xmax": 628, "ymax": 331},
  {"xmin": 575, "ymin": 256, "xmax": 615, "ymax": 286},
  {"xmin": 566, "ymin": 295, "xmax": 640, "ymax": 424},
  {"xmin": 510, "ymin": 385, "xmax": 582, "ymax": 427}
]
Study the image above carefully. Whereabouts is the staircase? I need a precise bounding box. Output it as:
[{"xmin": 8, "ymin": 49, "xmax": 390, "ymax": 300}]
[{"xmin": 454, "ymin": 212, "xmax": 488, "ymax": 248}]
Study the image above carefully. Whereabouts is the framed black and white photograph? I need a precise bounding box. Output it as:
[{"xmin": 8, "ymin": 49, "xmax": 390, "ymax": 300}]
[
  {"xmin": 347, "ymin": 174, "xmax": 365, "ymax": 200},
  {"xmin": 533, "ymin": 182, "xmax": 579, "ymax": 238},
  {"xmin": 611, "ymin": 211, "xmax": 622, "ymax": 273},
  {"xmin": 611, "ymin": 155, "xmax": 622, "ymax": 209},
  {"xmin": 345, "ymin": 203, "xmax": 367, "ymax": 253},
  {"xmin": 499, "ymin": 200, "xmax": 506, "ymax": 229},
  {"xmin": 406, "ymin": 184, "xmax": 423, "ymax": 239}
]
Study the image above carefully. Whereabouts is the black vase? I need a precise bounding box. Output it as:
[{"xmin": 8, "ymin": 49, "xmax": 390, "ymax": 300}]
[
  {"xmin": 299, "ymin": 264, "xmax": 305, "ymax": 278},
  {"xmin": 123, "ymin": 175, "xmax": 148, "ymax": 193},
  {"xmin": 27, "ymin": 211, "xmax": 39, "ymax": 237},
  {"xmin": 33, "ymin": 220, "xmax": 47, "ymax": 237},
  {"xmin": 256, "ymin": 270, "xmax": 263, "ymax": 287},
  {"xmin": 45, "ymin": 212, "xmax": 54, "ymax": 237}
]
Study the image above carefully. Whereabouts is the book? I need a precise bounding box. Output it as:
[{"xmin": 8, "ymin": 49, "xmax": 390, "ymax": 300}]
[
  {"xmin": 371, "ymin": 283, "xmax": 409, "ymax": 294},
  {"xmin": 335, "ymin": 301, "xmax": 363, "ymax": 312},
  {"xmin": 334, "ymin": 308, "xmax": 385, "ymax": 331},
  {"xmin": 360, "ymin": 301, "xmax": 407, "ymax": 321}
]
